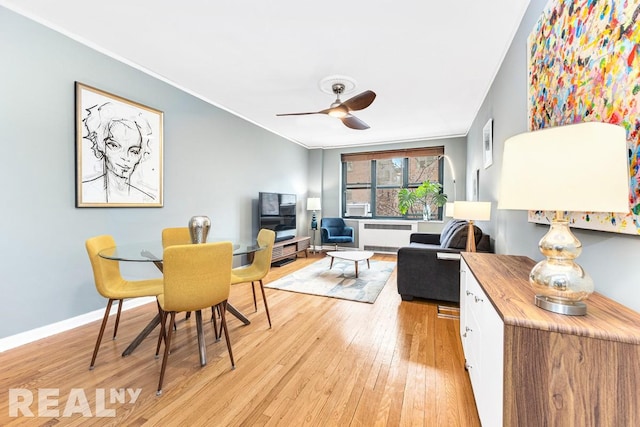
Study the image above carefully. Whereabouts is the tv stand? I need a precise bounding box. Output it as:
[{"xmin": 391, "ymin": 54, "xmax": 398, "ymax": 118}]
[
  {"xmin": 271, "ymin": 258, "xmax": 296, "ymax": 267},
  {"xmin": 271, "ymin": 236, "xmax": 310, "ymax": 266}
]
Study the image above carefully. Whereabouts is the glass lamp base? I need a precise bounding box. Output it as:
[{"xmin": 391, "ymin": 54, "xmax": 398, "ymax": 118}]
[
  {"xmin": 530, "ymin": 215, "xmax": 593, "ymax": 316},
  {"xmin": 535, "ymin": 295, "xmax": 587, "ymax": 316}
]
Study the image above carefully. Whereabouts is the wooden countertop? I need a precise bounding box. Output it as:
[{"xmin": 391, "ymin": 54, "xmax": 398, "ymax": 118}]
[{"xmin": 461, "ymin": 252, "xmax": 640, "ymax": 345}]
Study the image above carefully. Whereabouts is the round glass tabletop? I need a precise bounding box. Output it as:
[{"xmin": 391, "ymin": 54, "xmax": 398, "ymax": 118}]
[{"xmin": 99, "ymin": 240, "xmax": 265, "ymax": 262}]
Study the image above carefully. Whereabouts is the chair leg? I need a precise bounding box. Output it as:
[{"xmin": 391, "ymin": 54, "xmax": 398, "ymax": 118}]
[
  {"xmin": 195, "ymin": 310, "xmax": 207, "ymax": 367},
  {"xmin": 251, "ymin": 282, "xmax": 257, "ymax": 312},
  {"xmin": 211, "ymin": 305, "xmax": 220, "ymax": 342},
  {"xmin": 90, "ymin": 299, "xmax": 114, "ymax": 370},
  {"xmin": 113, "ymin": 299, "xmax": 123, "ymax": 340},
  {"xmin": 157, "ymin": 311, "xmax": 176, "ymax": 396},
  {"xmin": 219, "ymin": 301, "xmax": 235, "ymax": 369},
  {"xmin": 156, "ymin": 310, "xmax": 166, "ymax": 359},
  {"xmin": 186, "ymin": 311, "xmax": 191, "ymax": 320},
  {"xmin": 259, "ymin": 279, "xmax": 272, "ymax": 329}
]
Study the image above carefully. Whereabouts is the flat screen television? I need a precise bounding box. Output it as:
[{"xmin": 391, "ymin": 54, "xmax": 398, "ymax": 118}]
[{"xmin": 259, "ymin": 192, "xmax": 297, "ymax": 242}]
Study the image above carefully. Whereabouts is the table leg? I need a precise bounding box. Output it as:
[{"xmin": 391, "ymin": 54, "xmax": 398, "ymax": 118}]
[
  {"xmin": 122, "ymin": 313, "xmax": 160, "ymax": 357},
  {"xmin": 123, "ymin": 304, "xmax": 249, "ymax": 358},
  {"xmin": 122, "ymin": 259, "xmax": 164, "ymax": 357},
  {"xmin": 153, "ymin": 261, "xmax": 163, "ymax": 273},
  {"xmin": 329, "ymin": 257, "xmax": 334, "ymax": 269},
  {"xmin": 355, "ymin": 261, "xmax": 359, "ymax": 278},
  {"xmin": 367, "ymin": 259, "xmax": 371, "ymax": 269},
  {"xmin": 195, "ymin": 310, "xmax": 207, "ymax": 366},
  {"xmin": 226, "ymin": 303, "xmax": 251, "ymax": 325}
]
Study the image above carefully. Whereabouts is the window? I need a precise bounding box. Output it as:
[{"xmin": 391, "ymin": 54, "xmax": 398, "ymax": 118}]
[{"xmin": 342, "ymin": 146, "xmax": 445, "ymax": 219}]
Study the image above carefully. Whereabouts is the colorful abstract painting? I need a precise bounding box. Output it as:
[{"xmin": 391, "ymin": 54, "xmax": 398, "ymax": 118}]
[{"xmin": 527, "ymin": 0, "xmax": 640, "ymax": 234}]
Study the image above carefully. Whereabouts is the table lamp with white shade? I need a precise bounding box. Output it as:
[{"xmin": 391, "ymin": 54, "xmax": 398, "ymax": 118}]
[
  {"xmin": 445, "ymin": 202, "xmax": 455, "ymax": 218},
  {"xmin": 498, "ymin": 122, "xmax": 629, "ymax": 316},
  {"xmin": 453, "ymin": 201, "xmax": 491, "ymax": 252},
  {"xmin": 307, "ymin": 197, "xmax": 321, "ymax": 253},
  {"xmin": 307, "ymin": 198, "xmax": 321, "ymax": 230}
]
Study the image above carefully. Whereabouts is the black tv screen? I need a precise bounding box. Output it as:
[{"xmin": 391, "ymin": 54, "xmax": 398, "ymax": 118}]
[{"xmin": 259, "ymin": 192, "xmax": 297, "ymax": 241}]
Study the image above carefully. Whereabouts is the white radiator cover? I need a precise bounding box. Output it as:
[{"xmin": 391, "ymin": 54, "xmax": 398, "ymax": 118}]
[{"xmin": 358, "ymin": 220, "xmax": 418, "ymax": 253}]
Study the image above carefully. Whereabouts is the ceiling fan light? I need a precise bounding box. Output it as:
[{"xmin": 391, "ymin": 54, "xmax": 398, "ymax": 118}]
[
  {"xmin": 328, "ymin": 109, "xmax": 348, "ymax": 118},
  {"xmin": 327, "ymin": 104, "xmax": 349, "ymax": 118}
]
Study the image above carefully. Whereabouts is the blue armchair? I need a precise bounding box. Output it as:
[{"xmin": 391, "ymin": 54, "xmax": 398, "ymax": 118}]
[{"xmin": 320, "ymin": 218, "xmax": 355, "ymax": 250}]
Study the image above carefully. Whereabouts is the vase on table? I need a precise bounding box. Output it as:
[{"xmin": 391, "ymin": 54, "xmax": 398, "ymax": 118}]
[
  {"xmin": 188, "ymin": 216, "xmax": 211, "ymax": 244},
  {"xmin": 422, "ymin": 205, "xmax": 432, "ymax": 221}
]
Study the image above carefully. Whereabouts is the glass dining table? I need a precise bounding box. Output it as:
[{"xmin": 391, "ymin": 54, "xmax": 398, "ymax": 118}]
[{"xmin": 99, "ymin": 239, "xmax": 265, "ymax": 357}]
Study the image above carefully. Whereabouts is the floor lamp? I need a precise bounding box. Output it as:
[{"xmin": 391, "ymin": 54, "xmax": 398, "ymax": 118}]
[
  {"xmin": 307, "ymin": 197, "xmax": 321, "ymax": 253},
  {"xmin": 498, "ymin": 122, "xmax": 628, "ymax": 315},
  {"xmin": 453, "ymin": 201, "xmax": 491, "ymax": 252},
  {"xmin": 439, "ymin": 154, "xmax": 458, "ymax": 219},
  {"xmin": 438, "ymin": 154, "xmax": 457, "ymax": 201}
]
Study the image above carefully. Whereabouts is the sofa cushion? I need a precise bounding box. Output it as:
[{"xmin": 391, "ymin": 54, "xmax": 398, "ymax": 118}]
[
  {"xmin": 408, "ymin": 242, "xmax": 441, "ymax": 250},
  {"xmin": 440, "ymin": 220, "xmax": 468, "ymax": 248},
  {"xmin": 446, "ymin": 225, "xmax": 483, "ymax": 249}
]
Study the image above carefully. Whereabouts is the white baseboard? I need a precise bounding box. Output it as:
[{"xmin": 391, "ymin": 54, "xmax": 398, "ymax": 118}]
[{"xmin": 0, "ymin": 297, "xmax": 156, "ymax": 353}]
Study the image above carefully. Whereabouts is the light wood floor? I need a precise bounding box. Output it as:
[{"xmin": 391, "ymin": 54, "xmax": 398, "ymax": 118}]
[{"xmin": 0, "ymin": 252, "xmax": 480, "ymax": 426}]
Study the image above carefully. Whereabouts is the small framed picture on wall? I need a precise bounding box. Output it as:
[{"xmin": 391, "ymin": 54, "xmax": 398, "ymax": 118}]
[{"xmin": 483, "ymin": 118, "xmax": 493, "ymax": 169}]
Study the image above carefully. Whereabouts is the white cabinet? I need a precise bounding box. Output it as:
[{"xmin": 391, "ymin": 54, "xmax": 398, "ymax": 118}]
[
  {"xmin": 460, "ymin": 258, "xmax": 503, "ymax": 427},
  {"xmin": 460, "ymin": 253, "xmax": 640, "ymax": 426}
]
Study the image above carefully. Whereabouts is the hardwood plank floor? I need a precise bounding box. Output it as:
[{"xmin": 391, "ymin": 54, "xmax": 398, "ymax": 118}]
[{"xmin": 0, "ymin": 252, "xmax": 480, "ymax": 426}]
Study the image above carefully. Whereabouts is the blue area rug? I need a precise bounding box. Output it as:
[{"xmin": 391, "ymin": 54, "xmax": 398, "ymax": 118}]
[{"xmin": 265, "ymin": 257, "xmax": 396, "ymax": 303}]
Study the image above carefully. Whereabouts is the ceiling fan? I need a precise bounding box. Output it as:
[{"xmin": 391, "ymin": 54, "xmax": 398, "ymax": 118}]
[{"xmin": 277, "ymin": 83, "xmax": 376, "ymax": 130}]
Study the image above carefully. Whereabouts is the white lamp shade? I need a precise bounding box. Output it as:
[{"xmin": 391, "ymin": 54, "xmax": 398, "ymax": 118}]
[
  {"xmin": 445, "ymin": 202, "xmax": 455, "ymax": 217},
  {"xmin": 498, "ymin": 122, "xmax": 629, "ymax": 213},
  {"xmin": 307, "ymin": 197, "xmax": 321, "ymax": 211},
  {"xmin": 453, "ymin": 201, "xmax": 491, "ymax": 221}
]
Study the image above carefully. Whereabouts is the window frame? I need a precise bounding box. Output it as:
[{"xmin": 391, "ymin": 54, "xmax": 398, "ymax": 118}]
[{"xmin": 341, "ymin": 146, "xmax": 445, "ymax": 220}]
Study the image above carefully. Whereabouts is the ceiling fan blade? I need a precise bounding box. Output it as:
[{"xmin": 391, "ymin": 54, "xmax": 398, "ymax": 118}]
[
  {"xmin": 341, "ymin": 90, "xmax": 376, "ymax": 112},
  {"xmin": 341, "ymin": 115, "xmax": 370, "ymax": 130},
  {"xmin": 276, "ymin": 111, "xmax": 323, "ymax": 116}
]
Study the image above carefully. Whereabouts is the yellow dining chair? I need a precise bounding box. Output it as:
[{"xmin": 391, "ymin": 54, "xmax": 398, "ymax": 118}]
[
  {"xmin": 85, "ymin": 235, "xmax": 163, "ymax": 370},
  {"xmin": 156, "ymin": 241, "xmax": 234, "ymax": 396},
  {"xmin": 230, "ymin": 228, "xmax": 276, "ymax": 328},
  {"xmin": 162, "ymin": 227, "xmax": 195, "ymax": 319},
  {"xmin": 161, "ymin": 227, "xmax": 192, "ymax": 249}
]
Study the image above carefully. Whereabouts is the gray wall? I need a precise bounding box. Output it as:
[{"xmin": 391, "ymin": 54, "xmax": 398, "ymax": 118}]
[
  {"xmin": 0, "ymin": 7, "xmax": 309, "ymax": 338},
  {"xmin": 467, "ymin": 0, "xmax": 640, "ymax": 313}
]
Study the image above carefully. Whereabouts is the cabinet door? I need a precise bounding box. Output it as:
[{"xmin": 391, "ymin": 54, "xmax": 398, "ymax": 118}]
[
  {"xmin": 461, "ymin": 261, "xmax": 481, "ymax": 398},
  {"xmin": 476, "ymin": 284, "xmax": 504, "ymax": 427},
  {"xmin": 463, "ymin": 264, "xmax": 504, "ymax": 427},
  {"xmin": 459, "ymin": 260, "xmax": 469, "ymax": 349}
]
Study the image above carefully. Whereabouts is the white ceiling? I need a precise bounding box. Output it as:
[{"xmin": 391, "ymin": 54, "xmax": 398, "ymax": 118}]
[{"xmin": 2, "ymin": 0, "xmax": 531, "ymax": 149}]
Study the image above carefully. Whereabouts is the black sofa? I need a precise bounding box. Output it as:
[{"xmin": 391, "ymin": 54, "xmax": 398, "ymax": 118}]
[{"xmin": 397, "ymin": 219, "xmax": 491, "ymax": 303}]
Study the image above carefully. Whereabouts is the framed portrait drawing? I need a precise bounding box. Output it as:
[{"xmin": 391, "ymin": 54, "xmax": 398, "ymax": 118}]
[
  {"xmin": 75, "ymin": 82, "xmax": 163, "ymax": 207},
  {"xmin": 483, "ymin": 118, "xmax": 493, "ymax": 169}
]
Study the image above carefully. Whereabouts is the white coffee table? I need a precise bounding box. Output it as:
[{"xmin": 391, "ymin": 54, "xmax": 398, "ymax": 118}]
[{"xmin": 326, "ymin": 251, "xmax": 374, "ymax": 278}]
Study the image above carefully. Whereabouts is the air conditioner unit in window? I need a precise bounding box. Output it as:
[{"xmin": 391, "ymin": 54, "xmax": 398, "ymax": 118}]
[{"xmin": 345, "ymin": 203, "xmax": 371, "ymax": 217}]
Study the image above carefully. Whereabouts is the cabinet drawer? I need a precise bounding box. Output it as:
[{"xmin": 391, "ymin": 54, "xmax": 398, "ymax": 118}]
[
  {"xmin": 282, "ymin": 244, "xmax": 297, "ymax": 256},
  {"xmin": 297, "ymin": 239, "xmax": 309, "ymax": 250},
  {"xmin": 272, "ymin": 246, "xmax": 284, "ymax": 258}
]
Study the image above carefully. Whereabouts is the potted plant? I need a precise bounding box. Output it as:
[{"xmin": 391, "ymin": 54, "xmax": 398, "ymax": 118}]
[{"xmin": 398, "ymin": 181, "xmax": 448, "ymax": 220}]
